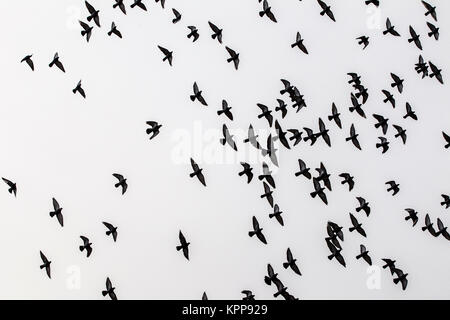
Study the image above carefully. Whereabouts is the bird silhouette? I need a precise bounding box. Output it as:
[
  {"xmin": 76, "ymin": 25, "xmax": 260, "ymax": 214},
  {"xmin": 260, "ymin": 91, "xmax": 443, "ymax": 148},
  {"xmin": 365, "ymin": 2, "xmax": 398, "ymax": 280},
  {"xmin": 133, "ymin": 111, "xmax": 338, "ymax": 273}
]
[
  {"xmin": 208, "ymin": 21, "xmax": 223, "ymax": 44},
  {"xmin": 328, "ymin": 103, "xmax": 342, "ymax": 129},
  {"xmin": 393, "ymin": 125, "xmax": 407, "ymax": 144},
  {"xmin": 190, "ymin": 82, "xmax": 207, "ymax": 106},
  {"xmin": 189, "ymin": 158, "xmax": 206, "ymax": 187},
  {"xmin": 429, "ymin": 61, "xmax": 443, "ymax": 84},
  {"xmin": 403, "ymin": 103, "xmax": 418, "ymax": 120},
  {"xmin": 259, "ymin": 0, "xmax": 277, "ymax": 23},
  {"xmin": 422, "ymin": 1, "xmax": 437, "ymax": 21},
  {"xmin": 440, "ymin": 194, "xmax": 449, "ymax": 209},
  {"xmin": 442, "ymin": 132, "xmax": 450, "ymax": 148},
  {"xmin": 288, "ymin": 129, "xmax": 303, "ymax": 146},
  {"xmin": 248, "ymin": 216, "xmax": 267, "ymax": 244},
  {"xmin": 79, "ymin": 21, "xmax": 93, "ymax": 42},
  {"xmin": 310, "ymin": 178, "xmax": 328, "ymax": 205},
  {"xmin": 176, "ymin": 231, "xmax": 190, "ymax": 260},
  {"xmin": 349, "ymin": 93, "xmax": 366, "ymax": 118},
  {"xmin": 21, "ymin": 55, "xmax": 34, "ymax": 71},
  {"xmin": 261, "ymin": 182, "xmax": 274, "ymax": 207},
  {"xmin": 264, "ymin": 264, "xmax": 280, "ymax": 286},
  {"xmin": 146, "ymin": 121, "xmax": 162, "ymax": 140},
  {"xmin": 155, "ymin": 0, "xmax": 165, "ymax": 8},
  {"xmin": 356, "ymin": 36, "xmax": 369, "ymax": 49},
  {"xmin": 217, "ymin": 99, "xmax": 233, "ymax": 120},
  {"xmin": 79, "ymin": 236, "xmax": 93, "ymax": 257},
  {"xmin": 241, "ymin": 290, "xmax": 255, "ymax": 301},
  {"xmin": 108, "ymin": 22, "xmax": 122, "ymax": 38},
  {"xmin": 112, "ymin": 174, "xmax": 128, "ymax": 194},
  {"xmin": 339, "ymin": 173, "xmax": 354, "ymax": 191},
  {"xmin": 244, "ymin": 125, "xmax": 262, "ymax": 150},
  {"xmin": 422, "ymin": 214, "xmax": 438, "ymax": 237},
  {"xmin": 382, "ymin": 90, "xmax": 395, "ymax": 108},
  {"xmin": 275, "ymin": 99, "xmax": 288, "ymax": 118},
  {"xmin": 269, "ymin": 204, "xmax": 284, "ymax": 226},
  {"xmin": 376, "ymin": 137, "xmax": 390, "ymax": 154},
  {"xmin": 172, "ymin": 8, "xmax": 181, "ymax": 23},
  {"xmin": 39, "ymin": 251, "xmax": 51, "ymax": 279},
  {"xmin": 72, "ymin": 80, "xmax": 86, "ymax": 98},
  {"xmin": 103, "ymin": 222, "xmax": 118, "ymax": 242},
  {"xmin": 257, "ymin": 103, "xmax": 273, "ymax": 127},
  {"xmin": 390, "ymin": 73, "xmax": 404, "ymax": 93},
  {"xmin": 435, "ymin": 218, "xmax": 450, "ymax": 240},
  {"xmin": 426, "ymin": 22, "xmax": 439, "ymax": 40},
  {"xmin": 113, "ymin": 0, "xmax": 127, "ymax": 14},
  {"xmin": 295, "ymin": 159, "xmax": 311, "ymax": 179},
  {"xmin": 283, "ymin": 248, "xmax": 301, "ymax": 275},
  {"xmin": 415, "ymin": 55, "xmax": 429, "ymax": 78},
  {"xmin": 220, "ymin": 124, "xmax": 238, "ymax": 151},
  {"xmin": 102, "ymin": 277, "xmax": 117, "ymax": 300},
  {"xmin": 408, "ymin": 26, "xmax": 422, "ymax": 50},
  {"xmin": 2, "ymin": 178, "xmax": 17, "ymax": 197},
  {"xmin": 356, "ymin": 244, "xmax": 372, "ymax": 265},
  {"xmin": 346, "ymin": 124, "xmax": 361, "ymax": 150},
  {"xmin": 393, "ymin": 269, "xmax": 408, "ymax": 290},
  {"xmin": 258, "ymin": 162, "xmax": 276, "ymax": 189},
  {"xmin": 130, "ymin": 0, "xmax": 147, "ymax": 11},
  {"xmin": 49, "ymin": 53, "xmax": 65, "ymax": 72},
  {"xmin": 383, "ymin": 18, "xmax": 401, "ymax": 36},
  {"xmin": 225, "ymin": 46, "xmax": 240, "ymax": 70},
  {"xmin": 404, "ymin": 208, "xmax": 419, "ymax": 227},
  {"xmin": 326, "ymin": 239, "xmax": 346, "ymax": 267},
  {"xmin": 373, "ymin": 114, "xmax": 389, "ymax": 135},
  {"xmin": 317, "ymin": 0, "xmax": 335, "ymax": 22},
  {"xmin": 291, "ymin": 32, "xmax": 308, "ymax": 54},
  {"xmin": 187, "ymin": 26, "xmax": 200, "ymax": 42},
  {"xmin": 328, "ymin": 221, "xmax": 344, "ymax": 241},
  {"xmin": 356, "ymin": 197, "xmax": 371, "ymax": 216},
  {"xmin": 49, "ymin": 198, "xmax": 64, "ymax": 227},
  {"xmin": 349, "ymin": 213, "xmax": 366, "ymax": 237},
  {"xmin": 85, "ymin": 1, "xmax": 100, "ymax": 27},
  {"xmin": 239, "ymin": 162, "xmax": 253, "ymax": 184}
]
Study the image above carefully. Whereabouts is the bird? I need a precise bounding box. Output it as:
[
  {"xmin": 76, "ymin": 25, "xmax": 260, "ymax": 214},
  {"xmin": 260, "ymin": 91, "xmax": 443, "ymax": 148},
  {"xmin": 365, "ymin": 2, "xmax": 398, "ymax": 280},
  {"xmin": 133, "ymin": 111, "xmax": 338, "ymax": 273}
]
[
  {"xmin": 393, "ymin": 269, "xmax": 408, "ymax": 290},
  {"xmin": 269, "ymin": 204, "xmax": 284, "ymax": 226},
  {"xmin": 436, "ymin": 219, "xmax": 450, "ymax": 240},
  {"xmin": 288, "ymin": 129, "xmax": 303, "ymax": 146},
  {"xmin": 295, "ymin": 159, "xmax": 311, "ymax": 179},
  {"xmin": 79, "ymin": 236, "xmax": 93, "ymax": 257},
  {"xmin": 393, "ymin": 125, "xmax": 407, "ymax": 144},
  {"xmin": 208, "ymin": 21, "xmax": 223, "ymax": 44},
  {"xmin": 275, "ymin": 99, "xmax": 288, "ymax": 118},
  {"xmin": 107, "ymin": 22, "xmax": 122, "ymax": 38},
  {"xmin": 349, "ymin": 213, "xmax": 366, "ymax": 237},
  {"xmin": 349, "ymin": 93, "xmax": 366, "ymax": 118},
  {"xmin": 39, "ymin": 251, "xmax": 51, "ymax": 279},
  {"xmin": 176, "ymin": 231, "xmax": 190, "ymax": 260},
  {"xmin": 49, "ymin": 198, "xmax": 64, "ymax": 227},
  {"xmin": 356, "ymin": 244, "xmax": 372, "ymax": 265},
  {"xmin": 348, "ymin": 72, "xmax": 361, "ymax": 85},
  {"xmin": 172, "ymin": 8, "xmax": 181, "ymax": 23},
  {"xmin": 373, "ymin": 114, "xmax": 389, "ymax": 135},
  {"xmin": 303, "ymin": 127, "xmax": 317, "ymax": 146},
  {"xmin": 158, "ymin": 46, "xmax": 173, "ymax": 66},
  {"xmin": 257, "ymin": 103, "xmax": 273, "ymax": 127},
  {"xmin": 339, "ymin": 173, "xmax": 354, "ymax": 191},
  {"xmin": 291, "ymin": 32, "xmax": 308, "ymax": 54},
  {"xmin": 354, "ymin": 84, "xmax": 369, "ymax": 103},
  {"xmin": 220, "ymin": 124, "xmax": 238, "ymax": 151},
  {"xmin": 442, "ymin": 132, "xmax": 450, "ymax": 148},
  {"xmin": 113, "ymin": 0, "xmax": 127, "ymax": 14},
  {"xmin": 274, "ymin": 120, "xmax": 291, "ymax": 150},
  {"xmin": 48, "ymin": 53, "xmax": 65, "ymax": 72},
  {"xmin": 241, "ymin": 290, "xmax": 255, "ymax": 301},
  {"xmin": 261, "ymin": 182, "xmax": 274, "ymax": 208},
  {"xmin": 408, "ymin": 26, "xmax": 422, "ymax": 50},
  {"xmin": 422, "ymin": 214, "xmax": 438, "ymax": 237},
  {"xmin": 187, "ymin": 26, "xmax": 200, "ymax": 42},
  {"xmin": 429, "ymin": 61, "xmax": 443, "ymax": 84},
  {"xmin": 283, "ymin": 248, "xmax": 301, "ymax": 275},
  {"xmin": 217, "ymin": 99, "xmax": 233, "ymax": 120},
  {"xmin": 356, "ymin": 36, "xmax": 369, "ymax": 49},
  {"xmin": 2, "ymin": 178, "xmax": 17, "ymax": 197},
  {"xmin": 390, "ymin": 73, "xmax": 404, "ymax": 93},
  {"xmin": 155, "ymin": 0, "xmax": 165, "ymax": 8},
  {"xmin": 244, "ymin": 125, "xmax": 262, "ymax": 150},
  {"xmin": 258, "ymin": 162, "xmax": 276, "ymax": 189},
  {"xmin": 112, "ymin": 173, "xmax": 128, "ymax": 194},
  {"xmin": 85, "ymin": 1, "xmax": 100, "ymax": 27},
  {"xmin": 404, "ymin": 208, "xmax": 419, "ymax": 227},
  {"xmin": 376, "ymin": 137, "xmax": 390, "ymax": 154},
  {"xmin": 326, "ymin": 225, "xmax": 342, "ymax": 250},
  {"xmin": 264, "ymin": 264, "xmax": 280, "ymax": 285},
  {"xmin": 190, "ymin": 82, "xmax": 208, "ymax": 106},
  {"xmin": 317, "ymin": 0, "xmax": 335, "ymax": 22},
  {"xmin": 317, "ymin": 118, "xmax": 331, "ymax": 147},
  {"xmin": 440, "ymin": 195, "xmax": 449, "ymax": 209},
  {"xmin": 310, "ymin": 178, "xmax": 328, "ymax": 205},
  {"xmin": 422, "ymin": 1, "xmax": 437, "ymax": 21},
  {"xmin": 415, "ymin": 55, "xmax": 429, "ymax": 78},
  {"xmin": 326, "ymin": 239, "xmax": 346, "ymax": 267},
  {"xmin": 382, "ymin": 90, "xmax": 395, "ymax": 108},
  {"xmin": 264, "ymin": 134, "xmax": 279, "ymax": 167},
  {"xmin": 72, "ymin": 80, "xmax": 86, "ymax": 98},
  {"xmin": 328, "ymin": 221, "xmax": 344, "ymax": 241},
  {"xmin": 21, "ymin": 55, "xmax": 34, "ymax": 71},
  {"xmin": 280, "ymin": 79, "xmax": 295, "ymax": 95},
  {"xmin": 146, "ymin": 121, "xmax": 162, "ymax": 140},
  {"xmin": 316, "ymin": 162, "xmax": 332, "ymax": 191},
  {"xmin": 239, "ymin": 162, "xmax": 253, "ymax": 184},
  {"xmin": 102, "ymin": 277, "xmax": 117, "ymax": 300},
  {"xmin": 356, "ymin": 197, "xmax": 371, "ymax": 216},
  {"xmin": 103, "ymin": 222, "xmax": 118, "ymax": 242},
  {"xmin": 189, "ymin": 158, "xmax": 206, "ymax": 187},
  {"xmin": 382, "ymin": 259, "xmax": 397, "ymax": 275},
  {"xmin": 225, "ymin": 46, "xmax": 240, "ymax": 70},
  {"xmin": 130, "ymin": 0, "xmax": 147, "ymax": 11},
  {"xmin": 248, "ymin": 216, "xmax": 267, "ymax": 244},
  {"xmin": 403, "ymin": 103, "xmax": 418, "ymax": 121},
  {"xmin": 79, "ymin": 21, "xmax": 93, "ymax": 42},
  {"xmin": 427, "ymin": 22, "xmax": 439, "ymax": 40},
  {"xmin": 273, "ymin": 281, "xmax": 289, "ymax": 299},
  {"xmin": 383, "ymin": 18, "xmax": 401, "ymax": 36},
  {"xmin": 259, "ymin": 0, "xmax": 277, "ymax": 23},
  {"xmin": 346, "ymin": 124, "xmax": 362, "ymax": 150},
  {"xmin": 328, "ymin": 103, "xmax": 342, "ymax": 129}
]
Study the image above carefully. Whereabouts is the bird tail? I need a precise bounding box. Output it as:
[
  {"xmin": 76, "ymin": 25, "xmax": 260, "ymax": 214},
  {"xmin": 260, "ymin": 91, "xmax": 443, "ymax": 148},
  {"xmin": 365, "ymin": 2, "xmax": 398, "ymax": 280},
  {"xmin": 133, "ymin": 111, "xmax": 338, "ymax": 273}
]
[
  {"xmin": 269, "ymin": 214, "xmax": 275, "ymax": 218},
  {"xmin": 294, "ymin": 172, "xmax": 301, "ymax": 177},
  {"xmin": 310, "ymin": 192, "xmax": 317, "ymax": 198},
  {"xmin": 176, "ymin": 245, "xmax": 182, "ymax": 251},
  {"xmin": 131, "ymin": 3, "xmax": 136, "ymax": 8},
  {"xmin": 115, "ymin": 182, "xmax": 120, "ymax": 188},
  {"xmin": 190, "ymin": 95, "xmax": 195, "ymax": 102},
  {"xmin": 81, "ymin": 30, "xmax": 86, "ymax": 36},
  {"xmin": 40, "ymin": 265, "xmax": 45, "ymax": 269},
  {"xmin": 248, "ymin": 231, "xmax": 255, "ymax": 237},
  {"xmin": 327, "ymin": 254, "xmax": 334, "ymax": 260},
  {"xmin": 227, "ymin": 58, "xmax": 233, "ymax": 63},
  {"xmin": 113, "ymin": 3, "xmax": 118, "ymax": 8},
  {"xmin": 106, "ymin": 231, "xmax": 111, "ymax": 236},
  {"xmin": 421, "ymin": 226, "xmax": 427, "ymax": 232},
  {"xmin": 264, "ymin": 277, "xmax": 271, "ymax": 285},
  {"xmin": 349, "ymin": 227, "xmax": 355, "ymax": 232},
  {"xmin": 49, "ymin": 212, "xmax": 55, "ymax": 217},
  {"xmin": 238, "ymin": 171, "xmax": 244, "ymax": 176},
  {"xmin": 108, "ymin": 31, "xmax": 112, "ymax": 36},
  {"xmin": 211, "ymin": 34, "xmax": 216, "ymax": 39},
  {"xmin": 356, "ymin": 254, "xmax": 362, "ymax": 259},
  {"xmin": 376, "ymin": 143, "xmax": 381, "ymax": 148},
  {"xmin": 189, "ymin": 172, "xmax": 196, "ymax": 178},
  {"xmin": 393, "ymin": 278, "xmax": 400, "ymax": 284},
  {"xmin": 407, "ymin": 38, "xmax": 413, "ymax": 43},
  {"xmin": 217, "ymin": 110, "xmax": 224, "ymax": 116},
  {"xmin": 259, "ymin": 11, "xmax": 264, "ymax": 17},
  {"xmin": 382, "ymin": 30, "xmax": 388, "ymax": 35},
  {"xmin": 72, "ymin": 88, "xmax": 77, "ymax": 94},
  {"xmin": 79, "ymin": 246, "xmax": 84, "ymax": 252},
  {"xmin": 102, "ymin": 290, "xmax": 108, "ymax": 296},
  {"xmin": 87, "ymin": 16, "xmax": 92, "ymax": 22},
  {"xmin": 282, "ymin": 262, "xmax": 289, "ymax": 269},
  {"xmin": 290, "ymin": 43, "xmax": 296, "ymax": 48},
  {"xmin": 49, "ymin": 61, "xmax": 54, "ymax": 68},
  {"xmin": 220, "ymin": 138, "xmax": 226, "ymax": 146}
]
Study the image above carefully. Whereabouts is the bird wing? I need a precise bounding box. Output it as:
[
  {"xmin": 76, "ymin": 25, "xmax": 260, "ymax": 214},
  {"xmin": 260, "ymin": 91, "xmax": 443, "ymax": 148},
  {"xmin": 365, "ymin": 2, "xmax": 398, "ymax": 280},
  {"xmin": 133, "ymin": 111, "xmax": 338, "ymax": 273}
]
[
  {"xmin": 85, "ymin": 1, "xmax": 96, "ymax": 14},
  {"xmin": 52, "ymin": 198, "xmax": 60, "ymax": 210},
  {"xmin": 158, "ymin": 45, "xmax": 169, "ymax": 56},
  {"xmin": 252, "ymin": 216, "xmax": 260, "ymax": 230},
  {"xmin": 80, "ymin": 236, "xmax": 89, "ymax": 245},
  {"xmin": 113, "ymin": 173, "xmax": 123, "ymax": 181},
  {"xmin": 208, "ymin": 21, "xmax": 219, "ymax": 33},
  {"xmin": 40, "ymin": 251, "xmax": 48, "ymax": 263}
]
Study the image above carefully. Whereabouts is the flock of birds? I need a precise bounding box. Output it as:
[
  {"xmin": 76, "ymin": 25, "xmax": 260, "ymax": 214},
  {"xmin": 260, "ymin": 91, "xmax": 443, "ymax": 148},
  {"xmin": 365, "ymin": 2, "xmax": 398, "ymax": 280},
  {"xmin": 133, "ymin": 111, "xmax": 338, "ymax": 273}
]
[{"xmin": 6, "ymin": 0, "xmax": 449, "ymax": 300}]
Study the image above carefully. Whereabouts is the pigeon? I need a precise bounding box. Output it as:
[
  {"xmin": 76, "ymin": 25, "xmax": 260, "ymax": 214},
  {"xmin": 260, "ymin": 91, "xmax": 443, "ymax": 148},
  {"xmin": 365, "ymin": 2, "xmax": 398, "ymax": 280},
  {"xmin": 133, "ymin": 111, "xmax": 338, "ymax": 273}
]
[
  {"xmin": 382, "ymin": 258, "xmax": 397, "ymax": 275},
  {"xmin": 49, "ymin": 53, "xmax": 65, "ymax": 72},
  {"xmin": 155, "ymin": 0, "xmax": 165, "ymax": 8},
  {"xmin": 275, "ymin": 99, "xmax": 288, "ymax": 118},
  {"xmin": 258, "ymin": 162, "xmax": 276, "ymax": 189},
  {"xmin": 112, "ymin": 173, "xmax": 128, "ymax": 194},
  {"xmin": 130, "ymin": 0, "xmax": 147, "ymax": 11},
  {"xmin": 356, "ymin": 36, "xmax": 369, "ymax": 49},
  {"xmin": 85, "ymin": 1, "xmax": 100, "ymax": 27},
  {"xmin": 376, "ymin": 137, "xmax": 390, "ymax": 154},
  {"xmin": 273, "ymin": 281, "xmax": 289, "ymax": 299},
  {"xmin": 316, "ymin": 162, "xmax": 332, "ymax": 191},
  {"xmin": 326, "ymin": 240, "xmax": 346, "ymax": 267},
  {"xmin": 442, "ymin": 132, "xmax": 450, "ymax": 148},
  {"xmin": 217, "ymin": 99, "xmax": 233, "ymax": 120},
  {"xmin": 429, "ymin": 61, "xmax": 443, "ymax": 84},
  {"xmin": 317, "ymin": 0, "xmax": 335, "ymax": 22},
  {"xmin": 347, "ymin": 73, "xmax": 361, "ymax": 85},
  {"xmin": 113, "ymin": 0, "xmax": 127, "ymax": 14},
  {"xmin": 373, "ymin": 114, "xmax": 389, "ymax": 135},
  {"xmin": 261, "ymin": 182, "xmax": 274, "ymax": 208},
  {"xmin": 264, "ymin": 264, "xmax": 280, "ymax": 286},
  {"xmin": 49, "ymin": 198, "xmax": 64, "ymax": 227},
  {"xmin": 390, "ymin": 73, "xmax": 404, "ymax": 93},
  {"xmin": 291, "ymin": 32, "xmax": 308, "ymax": 54},
  {"xmin": 356, "ymin": 244, "xmax": 372, "ymax": 265},
  {"xmin": 346, "ymin": 124, "xmax": 361, "ymax": 150},
  {"xmin": 326, "ymin": 225, "xmax": 342, "ymax": 250},
  {"xmin": 244, "ymin": 125, "xmax": 262, "ymax": 150},
  {"xmin": 79, "ymin": 236, "xmax": 93, "ymax": 257},
  {"xmin": 190, "ymin": 82, "xmax": 208, "ymax": 106},
  {"xmin": 393, "ymin": 269, "xmax": 408, "ymax": 290},
  {"xmin": 427, "ymin": 22, "xmax": 439, "ymax": 40},
  {"xmin": 107, "ymin": 22, "xmax": 122, "ymax": 38},
  {"xmin": 383, "ymin": 18, "xmax": 401, "ymax": 36},
  {"xmin": 239, "ymin": 162, "xmax": 253, "ymax": 184},
  {"xmin": 283, "ymin": 248, "xmax": 301, "ymax": 275},
  {"xmin": 2, "ymin": 178, "xmax": 17, "ymax": 197},
  {"xmin": 436, "ymin": 219, "xmax": 450, "ymax": 240},
  {"xmin": 422, "ymin": 1, "xmax": 437, "ymax": 21},
  {"xmin": 393, "ymin": 125, "xmax": 407, "ymax": 144},
  {"xmin": 295, "ymin": 159, "xmax": 311, "ymax": 179},
  {"xmin": 264, "ymin": 134, "xmax": 279, "ymax": 167},
  {"xmin": 328, "ymin": 221, "xmax": 344, "ymax": 241},
  {"xmin": 259, "ymin": 0, "xmax": 277, "ymax": 23},
  {"xmin": 354, "ymin": 84, "xmax": 369, "ymax": 103},
  {"xmin": 269, "ymin": 204, "xmax": 284, "ymax": 226},
  {"xmin": 408, "ymin": 26, "xmax": 422, "ymax": 50},
  {"xmin": 21, "ymin": 55, "xmax": 34, "ymax": 71},
  {"xmin": 172, "ymin": 8, "xmax": 181, "ymax": 23},
  {"xmin": 225, "ymin": 46, "xmax": 240, "ymax": 70},
  {"xmin": 248, "ymin": 216, "xmax": 267, "ymax": 244},
  {"xmin": 310, "ymin": 178, "xmax": 328, "ymax": 205},
  {"xmin": 403, "ymin": 103, "xmax": 417, "ymax": 121},
  {"xmin": 103, "ymin": 222, "xmax": 118, "ymax": 242},
  {"xmin": 102, "ymin": 277, "xmax": 117, "ymax": 300},
  {"xmin": 328, "ymin": 103, "xmax": 342, "ymax": 129},
  {"xmin": 257, "ymin": 104, "xmax": 273, "ymax": 127},
  {"xmin": 208, "ymin": 21, "xmax": 223, "ymax": 44},
  {"xmin": 72, "ymin": 80, "xmax": 86, "ymax": 98},
  {"xmin": 421, "ymin": 214, "xmax": 438, "ymax": 237},
  {"xmin": 220, "ymin": 124, "xmax": 238, "ymax": 151},
  {"xmin": 190, "ymin": 158, "xmax": 206, "ymax": 187},
  {"xmin": 288, "ymin": 129, "xmax": 303, "ymax": 146},
  {"xmin": 187, "ymin": 26, "xmax": 200, "ymax": 42},
  {"xmin": 303, "ymin": 127, "xmax": 317, "ymax": 146},
  {"xmin": 39, "ymin": 251, "xmax": 51, "ymax": 279},
  {"xmin": 349, "ymin": 93, "xmax": 366, "ymax": 118},
  {"xmin": 404, "ymin": 208, "xmax": 419, "ymax": 227},
  {"xmin": 146, "ymin": 121, "xmax": 162, "ymax": 140},
  {"xmin": 382, "ymin": 90, "xmax": 395, "ymax": 108},
  {"xmin": 349, "ymin": 213, "xmax": 366, "ymax": 237},
  {"xmin": 280, "ymin": 79, "xmax": 294, "ymax": 95},
  {"xmin": 339, "ymin": 173, "xmax": 354, "ymax": 191},
  {"xmin": 440, "ymin": 194, "xmax": 449, "ymax": 209},
  {"xmin": 274, "ymin": 120, "xmax": 291, "ymax": 150},
  {"xmin": 176, "ymin": 231, "xmax": 190, "ymax": 260},
  {"xmin": 317, "ymin": 118, "xmax": 331, "ymax": 147},
  {"xmin": 241, "ymin": 290, "xmax": 255, "ymax": 301},
  {"xmin": 356, "ymin": 197, "xmax": 371, "ymax": 216},
  {"xmin": 415, "ymin": 55, "xmax": 429, "ymax": 78}
]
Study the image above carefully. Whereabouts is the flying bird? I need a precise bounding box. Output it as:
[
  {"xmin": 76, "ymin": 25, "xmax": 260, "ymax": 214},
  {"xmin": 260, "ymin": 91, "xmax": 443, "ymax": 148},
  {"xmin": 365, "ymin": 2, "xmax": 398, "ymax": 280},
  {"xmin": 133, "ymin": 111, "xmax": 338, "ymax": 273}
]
[
  {"xmin": 376, "ymin": 137, "xmax": 390, "ymax": 154},
  {"xmin": 103, "ymin": 222, "xmax": 118, "ymax": 242},
  {"xmin": 404, "ymin": 208, "xmax": 419, "ymax": 227},
  {"xmin": 102, "ymin": 277, "xmax": 117, "ymax": 300},
  {"xmin": 79, "ymin": 21, "xmax": 93, "ymax": 42},
  {"xmin": 146, "ymin": 121, "xmax": 162, "ymax": 140},
  {"xmin": 261, "ymin": 182, "xmax": 274, "ymax": 208},
  {"xmin": 155, "ymin": 0, "xmax": 165, "ymax": 8},
  {"xmin": 239, "ymin": 162, "xmax": 253, "ymax": 184},
  {"xmin": 310, "ymin": 178, "xmax": 328, "ymax": 205},
  {"xmin": 257, "ymin": 103, "xmax": 273, "ymax": 127},
  {"xmin": 393, "ymin": 125, "xmax": 407, "ymax": 144},
  {"xmin": 346, "ymin": 124, "xmax": 362, "ymax": 150},
  {"xmin": 288, "ymin": 129, "xmax": 303, "ymax": 146},
  {"xmin": 422, "ymin": 1, "xmax": 437, "ymax": 21},
  {"xmin": 130, "ymin": 0, "xmax": 147, "ymax": 11},
  {"xmin": 244, "ymin": 125, "xmax": 262, "ymax": 150},
  {"xmin": 339, "ymin": 173, "xmax": 354, "ymax": 191},
  {"xmin": 326, "ymin": 240, "xmax": 346, "ymax": 267},
  {"xmin": 373, "ymin": 114, "xmax": 389, "ymax": 134},
  {"xmin": 190, "ymin": 82, "xmax": 208, "ymax": 106},
  {"xmin": 172, "ymin": 8, "xmax": 181, "ymax": 23},
  {"xmin": 328, "ymin": 103, "xmax": 342, "ymax": 129},
  {"xmin": 390, "ymin": 73, "xmax": 404, "ymax": 93},
  {"xmin": 107, "ymin": 22, "xmax": 122, "ymax": 38},
  {"xmin": 356, "ymin": 36, "xmax": 369, "ymax": 49},
  {"xmin": 85, "ymin": 1, "xmax": 100, "ymax": 27},
  {"xmin": 382, "ymin": 258, "xmax": 397, "ymax": 275},
  {"xmin": 176, "ymin": 231, "xmax": 190, "ymax": 260},
  {"xmin": 248, "ymin": 216, "xmax": 267, "ymax": 244},
  {"xmin": 241, "ymin": 290, "xmax": 255, "ymax": 301},
  {"xmin": 422, "ymin": 214, "xmax": 438, "ymax": 237},
  {"xmin": 429, "ymin": 61, "xmax": 443, "ymax": 84},
  {"xmin": 403, "ymin": 103, "xmax": 417, "ymax": 120},
  {"xmin": 275, "ymin": 99, "xmax": 288, "ymax": 118},
  {"xmin": 440, "ymin": 195, "xmax": 449, "ymax": 209},
  {"xmin": 317, "ymin": 118, "xmax": 331, "ymax": 147},
  {"xmin": 443, "ymin": 132, "xmax": 450, "ymax": 148},
  {"xmin": 190, "ymin": 158, "xmax": 206, "ymax": 187},
  {"xmin": 225, "ymin": 46, "xmax": 240, "ymax": 70},
  {"xmin": 426, "ymin": 22, "xmax": 439, "ymax": 40},
  {"xmin": 49, "ymin": 198, "xmax": 64, "ymax": 227},
  {"xmin": 356, "ymin": 244, "xmax": 372, "ymax": 265},
  {"xmin": 349, "ymin": 93, "xmax": 366, "ymax": 118},
  {"xmin": 187, "ymin": 26, "xmax": 200, "ymax": 42},
  {"xmin": 408, "ymin": 26, "xmax": 422, "ymax": 50},
  {"xmin": 259, "ymin": 0, "xmax": 277, "ymax": 23},
  {"xmin": 317, "ymin": 0, "xmax": 335, "ymax": 22},
  {"xmin": 393, "ymin": 269, "xmax": 408, "ymax": 290},
  {"xmin": 295, "ymin": 159, "xmax": 311, "ymax": 180},
  {"xmin": 113, "ymin": 0, "xmax": 127, "ymax": 14},
  {"xmin": 264, "ymin": 264, "xmax": 280, "ymax": 286},
  {"xmin": 72, "ymin": 80, "xmax": 86, "ymax": 98},
  {"xmin": 283, "ymin": 248, "xmax": 301, "ymax": 275},
  {"xmin": 2, "ymin": 178, "xmax": 17, "ymax": 197},
  {"xmin": 356, "ymin": 197, "xmax": 371, "ymax": 216},
  {"xmin": 220, "ymin": 124, "xmax": 238, "ymax": 151},
  {"xmin": 208, "ymin": 21, "xmax": 223, "ymax": 43},
  {"xmin": 158, "ymin": 45, "xmax": 173, "ymax": 66},
  {"xmin": 79, "ymin": 236, "xmax": 93, "ymax": 257},
  {"xmin": 269, "ymin": 204, "xmax": 284, "ymax": 226},
  {"xmin": 39, "ymin": 251, "xmax": 51, "ymax": 279},
  {"xmin": 382, "ymin": 90, "xmax": 395, "ymax": 108},
  {"xmin": 217, "ymin": 99, "xmax": 233, "ymax": 120},
  {"xmin": 49, "ymin": 53, "xmax": 65, "ymax": 72},
  {"xmin": 291, "ymin": 32, "xmax": 308, "ymax": 54},
  {"xmin": 21, "ymin": 55, "xmax": 34, "ymax": 71},
  {"xmin": 112, "ymin": 173, "xmax": 128, "ymax": 194},
  {"xmin": 258, "ymin": 162, "xmax": 276, "ymax": 189},
  {"xmin": 349, "ymin": 213, "xmax": 366, "ymax": 237},
  {"xmin": 383, "ymin": 18, "xmax": 400, "ymax": 36}
]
